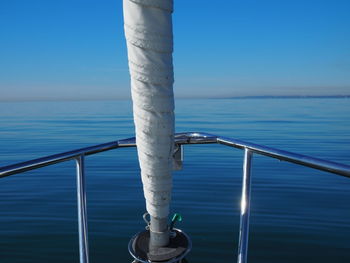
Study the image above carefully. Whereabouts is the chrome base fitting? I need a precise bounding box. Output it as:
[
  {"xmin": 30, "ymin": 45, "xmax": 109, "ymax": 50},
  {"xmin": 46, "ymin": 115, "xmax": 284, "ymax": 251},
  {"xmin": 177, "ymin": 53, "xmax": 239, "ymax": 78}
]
[{"xmin": 128, "ymin": 228, "xmax": 192, "ymax": 263}]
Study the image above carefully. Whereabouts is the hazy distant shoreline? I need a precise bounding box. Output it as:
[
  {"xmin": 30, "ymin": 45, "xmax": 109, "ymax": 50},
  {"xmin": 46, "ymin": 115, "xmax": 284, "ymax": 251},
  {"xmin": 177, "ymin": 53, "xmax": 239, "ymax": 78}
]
[{"xmin": 222, "ymin": 95, "xmax": 350, "ymax": 99}]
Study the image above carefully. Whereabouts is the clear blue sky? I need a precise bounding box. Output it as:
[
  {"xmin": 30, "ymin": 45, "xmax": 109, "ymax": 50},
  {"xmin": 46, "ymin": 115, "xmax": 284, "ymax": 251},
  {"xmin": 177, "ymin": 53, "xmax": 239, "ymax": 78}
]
[{"xmin": 1, "ymin": 0, "xmax": 349, "ymax": 101}]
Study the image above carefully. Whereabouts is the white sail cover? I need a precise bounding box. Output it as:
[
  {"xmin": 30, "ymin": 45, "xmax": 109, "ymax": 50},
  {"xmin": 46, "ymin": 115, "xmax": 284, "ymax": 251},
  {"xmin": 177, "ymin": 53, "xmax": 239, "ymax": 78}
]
[{"xmin": 123, "ymin": 0, "xmax": 174, "ymax": 219}]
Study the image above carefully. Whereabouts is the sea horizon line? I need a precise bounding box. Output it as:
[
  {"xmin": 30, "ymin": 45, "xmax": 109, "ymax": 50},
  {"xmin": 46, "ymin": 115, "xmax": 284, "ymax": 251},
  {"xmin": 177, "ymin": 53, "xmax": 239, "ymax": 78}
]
[{"xmin": 0, "ymin": 94, "xmax": 349, "ymax": 103}]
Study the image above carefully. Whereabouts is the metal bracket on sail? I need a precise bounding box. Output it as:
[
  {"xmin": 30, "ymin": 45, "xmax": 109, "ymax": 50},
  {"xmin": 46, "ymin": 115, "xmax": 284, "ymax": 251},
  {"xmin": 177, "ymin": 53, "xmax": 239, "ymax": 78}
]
[{"xmin": 173, "ymin": 144, "xmax": 183, "ymax": 171}]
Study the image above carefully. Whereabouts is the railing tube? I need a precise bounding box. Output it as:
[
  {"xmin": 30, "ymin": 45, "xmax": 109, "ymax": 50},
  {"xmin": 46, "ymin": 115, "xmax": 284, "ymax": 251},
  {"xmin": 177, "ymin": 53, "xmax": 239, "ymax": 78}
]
[
  {"xmin": 76, "ymin": 155, "xmax": 89, "ymax": 263},
  {"xmin": 237, "ymin": 148, "xmax": 253, "ymax": 263}
]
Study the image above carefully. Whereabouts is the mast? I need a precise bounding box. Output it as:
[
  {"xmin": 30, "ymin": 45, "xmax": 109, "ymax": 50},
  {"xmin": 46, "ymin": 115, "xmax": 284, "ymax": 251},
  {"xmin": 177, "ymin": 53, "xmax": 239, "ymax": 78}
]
[{"xmin": 123, "ymin": 0, "xmax": 175, "ymax": 248}]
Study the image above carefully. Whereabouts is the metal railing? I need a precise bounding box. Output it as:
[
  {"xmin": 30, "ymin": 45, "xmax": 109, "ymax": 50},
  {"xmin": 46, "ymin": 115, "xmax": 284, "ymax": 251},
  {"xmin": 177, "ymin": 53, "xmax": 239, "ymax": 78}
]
[{"xmin": 1, "ymin": 132, "xmax": 349, "ymax": 263}]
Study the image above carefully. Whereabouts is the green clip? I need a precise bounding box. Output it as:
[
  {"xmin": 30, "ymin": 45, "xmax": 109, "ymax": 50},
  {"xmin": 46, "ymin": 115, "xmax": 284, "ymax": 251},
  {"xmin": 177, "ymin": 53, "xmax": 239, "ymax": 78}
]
[
  {"xmin": 170, "ymin": 213, "xmax": 182, "ymax": 230},
  {"xmin": 172, "ymin": 213, "xmax": 182, "ymax": 223}
]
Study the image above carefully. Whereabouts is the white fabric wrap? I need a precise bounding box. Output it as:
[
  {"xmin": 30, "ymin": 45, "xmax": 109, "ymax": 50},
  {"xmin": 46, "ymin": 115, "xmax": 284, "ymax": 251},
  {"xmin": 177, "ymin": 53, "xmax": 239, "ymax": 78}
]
[{"xmin": 123, "ymin": 0, "xmax": 174, "ymax": 219}]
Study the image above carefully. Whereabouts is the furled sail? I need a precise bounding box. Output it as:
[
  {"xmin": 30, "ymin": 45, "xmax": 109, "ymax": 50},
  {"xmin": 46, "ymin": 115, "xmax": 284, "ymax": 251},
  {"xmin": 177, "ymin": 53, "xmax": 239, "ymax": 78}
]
[{"xmin": 123, "ymin": 0, "xmax": 174, "ymax": 247}]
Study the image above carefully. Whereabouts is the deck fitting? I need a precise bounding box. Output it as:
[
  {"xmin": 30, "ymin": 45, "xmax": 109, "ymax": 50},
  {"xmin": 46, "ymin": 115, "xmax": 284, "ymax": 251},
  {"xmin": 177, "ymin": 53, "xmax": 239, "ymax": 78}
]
[{"xmin": 129, "ymin": 228, "xmax": 191, "ymax": 263}]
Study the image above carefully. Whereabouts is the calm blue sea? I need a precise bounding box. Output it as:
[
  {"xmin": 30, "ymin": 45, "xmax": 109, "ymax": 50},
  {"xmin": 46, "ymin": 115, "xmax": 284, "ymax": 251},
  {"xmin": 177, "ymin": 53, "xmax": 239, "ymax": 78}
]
[{"xmin": 0, "ymin": 98, "xmax": 349, "ymax": 263}]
